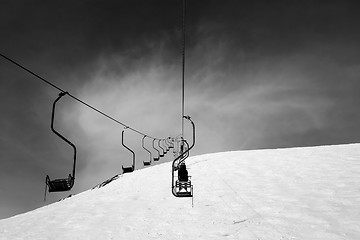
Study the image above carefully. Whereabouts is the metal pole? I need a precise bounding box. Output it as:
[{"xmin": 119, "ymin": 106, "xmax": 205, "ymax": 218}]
[{"xmin": 181, "ymin": 0, "xmax": 186, "ymax": 138}]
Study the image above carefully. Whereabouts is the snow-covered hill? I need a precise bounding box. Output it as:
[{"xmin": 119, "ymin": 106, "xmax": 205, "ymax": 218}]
[{"xmin": 1, "ymin": 144, "xmax": 359, "ymax": 239}]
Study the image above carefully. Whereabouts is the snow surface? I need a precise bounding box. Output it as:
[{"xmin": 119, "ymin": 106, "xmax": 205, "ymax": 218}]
[{"xmin": 1, "ymin": 144, "xmax": 360, "ymax": 239}]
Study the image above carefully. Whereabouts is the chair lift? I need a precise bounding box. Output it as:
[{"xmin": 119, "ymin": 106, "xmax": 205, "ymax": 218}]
[
  {"xmin": 172, "ymin": 140, "xmax": 192, "ymax": 197},
  {"xmin": 142, "ymin": 135, "xmax": 152, "ymax": 166},
  {"xmin": 167, "ymin": 137, "xmax": 174, "ymax": 149},
  {"xmin": 45, "ymin": 92, "xmax": 76, "ymax": 199},
  {"xmin": 121, "ymin": 128, "xmax": 135, "ymax": 173},
  {"xmin": 176, "ymin": 138, "xmax": 189, "ymax": 168},
  {"xmin": 163, "ymin": 139, "xmax": 168, "ymax": 154},
  {"xmin": 164, "ymin": 139, "xmax": 170, "ymax": 152},
  {"xmin": 152, "ymin": 139, "xmax": 160, "ymax": 161},
  {"xmin": 171, "ymin": 116, "xmax": 195, "ymax": 198},
  {"xmin": 171, "ymin": 137, "xmax": 178, "ymax": 154},
  {"xmin": 158, "ymin": 139, "xmax": 165, "ymax": 157},
  {"xmin": 160, "ymin": 139, "xmax": 167, "ymax": 154},
  {"xmin": 174, "ymin": 136, "xmax": 184, "ymax": 156},
  {"xmin": 163, "ymin": 139, "xmax": 170, "ymax": 152}
]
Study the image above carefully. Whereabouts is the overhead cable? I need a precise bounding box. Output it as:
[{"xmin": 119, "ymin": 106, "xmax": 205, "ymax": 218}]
[{"xmin": 0, "ymin": 52, "xmax": 159, "ymax": 140}]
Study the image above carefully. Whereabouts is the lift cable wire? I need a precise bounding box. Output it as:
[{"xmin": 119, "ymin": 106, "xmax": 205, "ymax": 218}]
[
  {"xmin": 0, "ymin": 52, "xmax": 162, "ymax": 140},
  {"xmin": 181, "ymin": 0, "xmax": 186, "ymax": 138}
]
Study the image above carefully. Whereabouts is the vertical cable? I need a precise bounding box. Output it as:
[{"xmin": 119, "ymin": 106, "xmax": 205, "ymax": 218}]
[{"xmin": 181, "ymin": 0, "xmax": 186, "ymax": 138}]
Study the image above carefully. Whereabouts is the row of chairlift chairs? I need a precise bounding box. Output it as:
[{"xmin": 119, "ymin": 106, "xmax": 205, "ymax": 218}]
[
  {"xmin": 45, "ymin": 92, "xmax": 195, "ymax": 199},
  {"xmin": 122, "ymin": 128, "xmax": 175, "ymax": 173}
]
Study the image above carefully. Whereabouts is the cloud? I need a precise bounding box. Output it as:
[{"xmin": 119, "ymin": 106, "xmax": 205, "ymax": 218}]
[{"xmin": 60, "ymin": 31, "xmax": 339, "ymax": 186}]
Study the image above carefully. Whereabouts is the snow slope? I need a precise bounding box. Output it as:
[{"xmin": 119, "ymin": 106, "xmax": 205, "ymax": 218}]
[{"xmin": 1, "ymin": 144, "xmax": 360, "ymax": 239}]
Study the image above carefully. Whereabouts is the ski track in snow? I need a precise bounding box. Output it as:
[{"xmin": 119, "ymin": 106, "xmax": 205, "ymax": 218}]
[{"xmin": 1, "ymin": 144, "xmax": 360, "ymax": 239}]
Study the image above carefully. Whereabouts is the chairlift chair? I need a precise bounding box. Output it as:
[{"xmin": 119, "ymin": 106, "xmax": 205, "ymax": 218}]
[
  {"xmin": 162, "ymin": 139, "xmax": 168, "ymax": 154},
  {"xmin": 142, "ymin": 135, "xmax": 152, "ymax": 166},
  {"xmin": 174, "ymin": 136, "xmax": 184, "ymax": 156},
  {"xmin": 152, "ymin": 139, "xmax": 160, "ymax": 161},
  {"xmin": 171, "ymin": 116, "xmax": 195, "ymax": 198},
  {"xmin": 163, "ymin": 139, "xmax": 170, "ymax": 152},
  {"xmin": 176, "ymin": 162, "xmax": 193, "ymax": 197},
  {"xmin": 122, "ymin": 128, "xmax": 135, "ymax": 173},
  {"xmin": 45, "ymin": 92, "xmax": 76, "ymax": 199},
  {"xmin": 167, "ymin": 137, "xmax": 174, "ymax": 149},
  {"xmin": 172, "ymin": 140, "xmax": 193, "ymax": 197},
  {"xmin": 160, "ymin": 139, "xmax": 168, "ymax": 154},
  {"xmin": 158, "ymin": 139, "xmax": 165, "ymax": 157},
  {"xmin": 165, "ymin": 138, "xmax": 174, "ymax": 155}
]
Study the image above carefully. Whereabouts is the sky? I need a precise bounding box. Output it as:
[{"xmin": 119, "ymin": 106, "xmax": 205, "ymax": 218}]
[{"xmin": 1, "ymin": 0, "xmax": 360, "ymax": 219}]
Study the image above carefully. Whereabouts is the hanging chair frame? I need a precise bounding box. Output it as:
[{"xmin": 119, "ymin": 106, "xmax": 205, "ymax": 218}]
[
  {"xmin": 167, "ymin": 137, "xmax": 174, "ymax": 149},
  {"xmin": 152, "ymin": 139, "xmax": 160, "ymax": 161},
  {"xmin": 163, "ymin": 139, "xmax": 170, "ymax": 152},
  {"xmin": 158, "ymin": 139, "xmax": 165, "ymax": 157},
  {"xmin": 142, "ymin": 135, "xmax": 152, "ymax": 166},
  {"xmin": 122, "ymin": 128, "xmax": 135, "ymax": 173},
  {"xmin": 171, "ymin": 116, "xmax": 195, "ymax": 198},
  {"xmin": 45, "ymin": 92, "xmax": 76, "ymax": 200}
]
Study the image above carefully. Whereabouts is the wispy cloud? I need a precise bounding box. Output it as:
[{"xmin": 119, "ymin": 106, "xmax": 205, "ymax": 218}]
[{"xmin": 59, "ymin": 33, "xmax": 337, "ymax": 185}]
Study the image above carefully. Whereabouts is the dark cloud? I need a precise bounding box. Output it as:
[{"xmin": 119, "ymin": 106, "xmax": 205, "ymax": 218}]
[{"xmin": 1, "ymin": 0, "xmax": 360, "ymax": 219}]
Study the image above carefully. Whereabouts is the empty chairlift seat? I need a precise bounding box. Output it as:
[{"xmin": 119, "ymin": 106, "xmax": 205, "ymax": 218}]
[
  {"xmin": 46, "ymin": 174, "xmax": 74, "ymax": 192},
  {"xmin": 44, "ymin": 92, "xmax": 77, "ymax": 200},
  {"xmin": 121, "ymin": 128, "xmax": 135, "ymax": 174},
  {"xmin": 122, "ymin": 165, "xmax": 134, "ymax": 173},
  {"xmin": 152, "ymin": 139, "xmax": 160, "ymax": 161},
  {"xmin": 142, "ymin": 136, "xmax": 152, "ymax": 166}
]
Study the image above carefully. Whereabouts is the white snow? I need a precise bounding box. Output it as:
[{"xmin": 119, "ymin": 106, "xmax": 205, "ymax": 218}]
[{"xmin": 1, "ymin": 144, "xmax": 360, "ymax": 239}]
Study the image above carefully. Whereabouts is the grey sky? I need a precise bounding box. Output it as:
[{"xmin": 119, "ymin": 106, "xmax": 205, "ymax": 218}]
[{"xmin": 1, "ymin": 0, "xmax": 360, "ymax": 219}]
